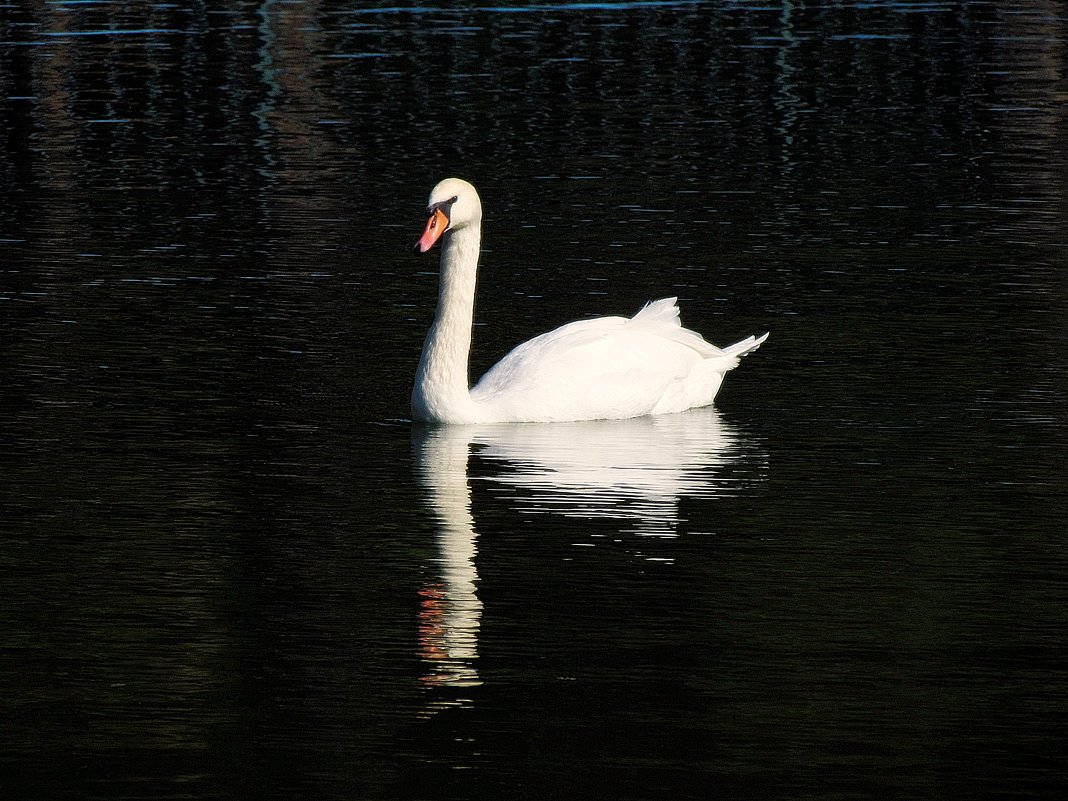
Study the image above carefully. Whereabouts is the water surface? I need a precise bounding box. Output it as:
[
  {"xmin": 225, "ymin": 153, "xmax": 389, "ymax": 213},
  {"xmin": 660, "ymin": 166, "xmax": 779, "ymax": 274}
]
[{"xmin": 2, "ymin": 2, "xmax": 1066, "ymax": 799}]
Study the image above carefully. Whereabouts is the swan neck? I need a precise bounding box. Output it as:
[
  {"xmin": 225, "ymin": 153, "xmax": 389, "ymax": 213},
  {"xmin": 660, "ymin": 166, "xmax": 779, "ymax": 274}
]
[{"xmin": 413, "ymin": 223, "xmax": 482, "ymax": 423}]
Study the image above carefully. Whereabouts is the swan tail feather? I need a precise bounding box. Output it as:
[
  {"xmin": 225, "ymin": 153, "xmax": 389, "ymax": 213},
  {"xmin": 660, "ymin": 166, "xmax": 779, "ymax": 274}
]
[
  {"xmin": 630, "ymin": 298, "xmax": 768, "ymax": 362},
  {"xmin": 723, "ymin": 331, "xmax": 770, "ymax": 358}
]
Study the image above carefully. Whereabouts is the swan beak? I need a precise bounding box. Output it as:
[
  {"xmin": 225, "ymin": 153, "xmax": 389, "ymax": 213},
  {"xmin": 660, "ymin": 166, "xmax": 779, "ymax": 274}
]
[{"xmin": 414, "ymin": 208, "xmax": 449, "ymax": 254}]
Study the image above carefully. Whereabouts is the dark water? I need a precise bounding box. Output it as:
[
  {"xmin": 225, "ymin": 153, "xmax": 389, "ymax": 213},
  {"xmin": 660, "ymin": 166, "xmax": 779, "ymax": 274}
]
[{"xmin": 2, "ymin": 1, "xmax": 1066, "ymax": 799}]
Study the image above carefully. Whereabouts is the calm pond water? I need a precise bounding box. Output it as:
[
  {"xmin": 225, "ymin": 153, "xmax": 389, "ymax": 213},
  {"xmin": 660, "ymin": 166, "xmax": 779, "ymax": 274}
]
[{"xmin": 2, "ymin": 1, "xmax": 1066, "ymax": 799}]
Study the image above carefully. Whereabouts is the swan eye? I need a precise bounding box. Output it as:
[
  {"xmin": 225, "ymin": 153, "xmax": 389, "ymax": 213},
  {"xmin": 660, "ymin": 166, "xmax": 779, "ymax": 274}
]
[{"xmin": 427, "ymin": 196, "xmax": 458, "ymax": 216}]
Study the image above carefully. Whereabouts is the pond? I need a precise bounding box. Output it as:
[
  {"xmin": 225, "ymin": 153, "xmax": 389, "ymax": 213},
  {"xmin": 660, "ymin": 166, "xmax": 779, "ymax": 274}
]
[{"xmin": 1, "ymin": 2, "xmax": 1066, "ymax": 799}]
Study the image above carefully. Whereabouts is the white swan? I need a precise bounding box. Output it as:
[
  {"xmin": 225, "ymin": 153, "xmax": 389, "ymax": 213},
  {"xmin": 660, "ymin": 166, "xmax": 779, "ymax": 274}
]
[{"xmin": 411, "ymin": 177, "xmax": 768, "ymax": 424}]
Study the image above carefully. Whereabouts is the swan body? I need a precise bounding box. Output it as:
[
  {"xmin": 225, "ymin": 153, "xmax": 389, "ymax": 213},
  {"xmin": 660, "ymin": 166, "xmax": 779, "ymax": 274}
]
[{"xmin": 412, "ymin": 178, "xmax": 768, "ymax": 424}]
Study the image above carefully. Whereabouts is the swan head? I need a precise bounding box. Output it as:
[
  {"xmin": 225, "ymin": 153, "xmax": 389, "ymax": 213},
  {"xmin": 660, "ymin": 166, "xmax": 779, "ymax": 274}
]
[{"xmin": 414, "ymin": 177, "xmax": 482, "ymax": 253}]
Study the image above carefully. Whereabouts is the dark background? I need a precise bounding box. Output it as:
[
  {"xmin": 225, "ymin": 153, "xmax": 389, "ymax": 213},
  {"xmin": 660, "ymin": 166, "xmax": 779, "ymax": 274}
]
[{"xmin": 2, "ymin": 2, "xmax": 1066, "ymax": 799}]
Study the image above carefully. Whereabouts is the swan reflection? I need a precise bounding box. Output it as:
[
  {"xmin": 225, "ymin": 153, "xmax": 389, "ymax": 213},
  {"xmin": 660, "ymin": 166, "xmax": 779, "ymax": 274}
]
[
  {"xmin": 413, "ymin": 407, "xmax": 761, "ymax": 696},
  {"xmin": 470, "ymin": 407, "xmax": 747, "ymax": 537},
  {"xmin": 413, "ymin": 426, "xmax": 484, "ymax": 693}
]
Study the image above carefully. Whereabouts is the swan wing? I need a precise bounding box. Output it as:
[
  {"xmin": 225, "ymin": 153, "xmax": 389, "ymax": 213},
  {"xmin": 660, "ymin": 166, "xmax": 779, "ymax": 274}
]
[{"xmin": 630, "ymin": 297, "xmax": 770, "ymax": 359}]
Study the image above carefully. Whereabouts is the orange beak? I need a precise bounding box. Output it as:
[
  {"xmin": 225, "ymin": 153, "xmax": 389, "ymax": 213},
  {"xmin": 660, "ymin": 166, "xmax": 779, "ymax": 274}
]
[{"xmin": 414, "ymin": 208, "xmax": 449, "ymax": 254}]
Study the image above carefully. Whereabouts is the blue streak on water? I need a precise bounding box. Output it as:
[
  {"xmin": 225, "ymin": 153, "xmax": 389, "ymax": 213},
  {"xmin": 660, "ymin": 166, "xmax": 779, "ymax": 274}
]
[
  {"xmin": 831, "ymin": 33, "xmax": 911, "ymax": 40},
  {"xmin": 348, "ymin": 0, "xmax": 707, "ymax": 14},
  {"xmin": 43, "ymin": 28, "xmax": 174, "ymax": 37},
  {"xmin": 327, "ymin": 52, "xmax": 397, "ymax": 59},
  {"xmin": 482, "ymin": 0, "xmax": 705, "ymax": 9}
]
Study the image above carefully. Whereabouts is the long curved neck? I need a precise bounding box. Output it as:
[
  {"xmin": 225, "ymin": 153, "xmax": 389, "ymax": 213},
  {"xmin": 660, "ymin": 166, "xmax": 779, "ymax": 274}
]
[{"xmin": 413, "ymin": 222, "xmax": 482, "ymax": 423}]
